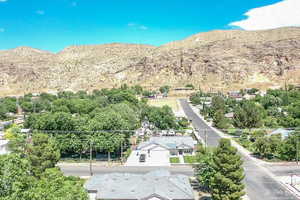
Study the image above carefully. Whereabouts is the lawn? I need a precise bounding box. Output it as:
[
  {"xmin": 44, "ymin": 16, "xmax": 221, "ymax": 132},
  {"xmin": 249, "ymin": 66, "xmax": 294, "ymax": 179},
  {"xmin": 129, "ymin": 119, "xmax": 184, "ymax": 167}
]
[
  {"xmin": 170, "ymin": 157, "xmax": 180, "ymax": 163},
  {"xmin": 147, "ymin": 98, "xmax": 179, "ymax": 112},
  {"xmin": 184, "ymin": 156, "xmax": 198, "ymax": 163}
]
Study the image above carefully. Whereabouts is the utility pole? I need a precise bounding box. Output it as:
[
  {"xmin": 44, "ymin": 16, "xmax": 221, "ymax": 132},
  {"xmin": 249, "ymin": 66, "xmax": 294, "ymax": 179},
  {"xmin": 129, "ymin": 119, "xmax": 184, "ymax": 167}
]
[
  {"xmin": 204, "ymin": 129, "xmax": 207, "ymax": 150},
  {"xmin": 89, "ymin": 140, "xmax": 93, "ymax": 176},
  {"xmin": 297, "ymin": 137, "xmax": 299, "ymax": 165},
  {"xmin": 121, "ymin": 140, "xmax": 123, "ymax": 164}
]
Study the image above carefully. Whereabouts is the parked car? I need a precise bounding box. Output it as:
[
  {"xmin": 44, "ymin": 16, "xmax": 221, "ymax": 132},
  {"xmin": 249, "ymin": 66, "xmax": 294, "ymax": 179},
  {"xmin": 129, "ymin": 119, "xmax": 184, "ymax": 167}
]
[{"xmin": 139, "ymin": 154, "xmax": 146, "ymax": 162}]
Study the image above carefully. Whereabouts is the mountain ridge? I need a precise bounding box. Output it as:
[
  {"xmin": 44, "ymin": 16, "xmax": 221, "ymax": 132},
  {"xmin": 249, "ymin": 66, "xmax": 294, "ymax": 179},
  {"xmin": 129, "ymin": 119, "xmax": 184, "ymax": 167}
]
[{"xmin": 1, "ymin": 27, "xmax": 300, "ymax": 96}]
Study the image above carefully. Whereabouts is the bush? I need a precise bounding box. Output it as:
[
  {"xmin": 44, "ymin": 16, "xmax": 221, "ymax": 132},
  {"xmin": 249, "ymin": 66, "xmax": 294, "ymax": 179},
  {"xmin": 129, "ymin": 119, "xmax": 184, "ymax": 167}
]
[
  {"xmin": 184, "ymin": 156, "xmax": 198, "ymax": 163},
  {"xmin": 170, "ymin": 157, "xmax": 180, "ymax": 163}
]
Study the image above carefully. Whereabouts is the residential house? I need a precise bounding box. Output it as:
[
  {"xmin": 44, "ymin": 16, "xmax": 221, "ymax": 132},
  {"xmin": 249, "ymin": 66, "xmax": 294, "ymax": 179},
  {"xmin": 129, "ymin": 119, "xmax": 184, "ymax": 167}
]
[
  {"xmin": 269, "ymin": 128, "xmax": 294, "ymax": 139},
  {"xmin": 0, "ymin": 140, "xmax": 9, "ymax": 155},
  {"xmin": 199, "ymin": 97, "xmax": 212, "ymax": 102},
  {"xmin": 0, "ymin": 120, "xmax": 13, "ymax": 127},
  {"xmin": 225, "ymin": 112, "xmax": 234, "ymax": 119},
  {"xmin": 137, "ymin": 136, "xmax": 196, "ymax": 156},
  {"xmin": 228, "ymin": 91, "xmax": 243, "ymax": 101},
  {"xmin": 84, "ymin": 170, "xmax": 195, "ymax": 200},
  {"xmin": 21, "ymin": 129, "xmax": 31, "ymax": 134},
  {"xmin": 32, "ymin": 92, "xmax": 40, "ymax": 97},
  {"xmin": 260, "ymin": 91, "xmax": 267, "ymax": 97},
  {"xmin": 156, "ymin": 129, "xmax": 176, "ymax": 137},
  {"xmin": 243, "ymin": 94, "xmax": 256, "ymax": 100}
]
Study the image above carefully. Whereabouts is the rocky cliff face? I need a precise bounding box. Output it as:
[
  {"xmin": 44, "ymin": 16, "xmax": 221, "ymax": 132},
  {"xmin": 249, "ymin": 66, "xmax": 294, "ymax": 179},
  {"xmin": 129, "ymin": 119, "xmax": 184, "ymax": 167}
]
[{"xmin": 1, "ymin": 27, "xmax": 300, "ymax": 95}]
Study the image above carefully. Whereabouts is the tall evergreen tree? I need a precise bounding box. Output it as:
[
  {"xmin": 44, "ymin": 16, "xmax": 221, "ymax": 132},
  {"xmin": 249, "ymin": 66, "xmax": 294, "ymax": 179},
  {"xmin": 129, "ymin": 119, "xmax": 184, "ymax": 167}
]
[{"xmin": 210, "ymin": 139, "xmax": 245, "ymax": 200}]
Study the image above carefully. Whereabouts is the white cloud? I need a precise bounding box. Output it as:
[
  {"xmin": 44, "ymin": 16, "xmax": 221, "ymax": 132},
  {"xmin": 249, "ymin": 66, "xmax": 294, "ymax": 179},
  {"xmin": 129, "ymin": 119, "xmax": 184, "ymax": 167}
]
[
  {"xmin": 71, "ymin": 2, "xmax": 77, "ymax": 7},
  {"xmin": 36, "ymin": 10, "xmax": 45, "ymax": 15},
  {"xmin": 139, "ymin": 25, "xmax": 148, "ymax": 30},
  {"xmin": 128, "ymin": 22, "xmax": 136, "ymax": 27},
  {"xmin": 229, "ymin": 0, "xmax": 300, "ymax": 30},
  {"xmin": 127, "ymin": 23, "xmax": 149, "ymax": 30},
  {"xmin": 0, "ymin": 28, "xmax": 5, "ymax": 32}
]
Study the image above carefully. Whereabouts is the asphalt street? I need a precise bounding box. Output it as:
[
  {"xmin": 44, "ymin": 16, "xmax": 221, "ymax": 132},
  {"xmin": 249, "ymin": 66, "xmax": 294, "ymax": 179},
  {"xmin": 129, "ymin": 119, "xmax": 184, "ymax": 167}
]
[
  {"xmin": 180, "ymin": 99, "xmax": 298, "ymax": 200},
  {"xmin": 60, "ymin": 165, "xmax": 194, "ymax": 176},
  {"xmin": 264, "ymin": 164, "xmax": 300, "ymax": 177}
]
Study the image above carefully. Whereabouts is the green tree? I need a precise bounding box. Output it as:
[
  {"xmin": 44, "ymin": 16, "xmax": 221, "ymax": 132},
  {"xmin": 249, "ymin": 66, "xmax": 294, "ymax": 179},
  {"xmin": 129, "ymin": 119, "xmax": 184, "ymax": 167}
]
[
  {"xmin": 185, "ymin": 84, "xmax": 195, "ymax": 89},
  {"xmin": 26, "ymin": 133, "xmax": 61, "ymax": 177},
  {"xmin": 143, "ymin": 105, "xmax": 177, "ymax": 129},
  {"xmin": 233, "ymin": 101, "xmax": 265, "ymax": 128},
  {"xmin": 189, "ymin": 91, "xmax": 205, "ymax": 105},
  {"xmin": 278, "ymin": 131, "xmax": 300, "ymax": 161},
  {"xmin": 142, "ymin": 90, "xmax": 156, "ymax": 98},
  {"xmin": 177, "ymin": 117, "xmax": 190, "ymax": 129},
  {"xmin": 0, "ymin": 104, "xmax": 8, "ymax": 120},
  {"xmin": 132, "ymin": 85, "xmax": 143, "ymax": 95},
  {"xmin": 261, "ymin": 94, "xmax": 282, "ymax": 109},
  {"xmin": 288, "ymin": 101, "xmax": 300, "ymax": 119},
  {"xmin": 1, "ymin": 97, "xmax": 17, "ymax": 113},
  {"xmin": 253, "ymin": 137, "xmax": 271, "ymax": 158},
  {"xmin": 6, "ymin": 125, "xmax": 27, "ymax": 154},
  {"xmin": 0, "ymin": 154, "xmax": 35, "ymax": 199},
  {"xmin": 159, "ymin": 85, "xmax": 171, "ymax": 94},
  {"xmin": 20, "ymin": 101, "xmax": 33, "ymax": 113},
  {"xmin": 27, "ymin": 168, "xmax": 88, "ymax": 200},
  {"xmin": 247, "ymin": 88, "xmax": 259, "ymax": 95},
  {"xmin": 0, "ymin": 154, "xmax": 88, "ymax": 200},
  {"xmin": 213, "ymin": 110, "xmax": 230, "ymax": 129},
  {"xmin": 194, "ymin": 145, "xmax": 216, "ymax": 191},
  {"xmin": 211, "ymin": 96, "xmax": 225, "ymax": 114},
  {"xmin": 210, "ymin": 139, "xmax": 245, "ymax": 200}
]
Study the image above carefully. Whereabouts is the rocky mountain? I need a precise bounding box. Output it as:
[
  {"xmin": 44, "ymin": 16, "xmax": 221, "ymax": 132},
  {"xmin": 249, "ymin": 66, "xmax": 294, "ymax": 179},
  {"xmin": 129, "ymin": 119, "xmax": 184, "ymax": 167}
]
[{"xmin": 1, "ymin": 27, "xmax": 300, "ymax": 96}]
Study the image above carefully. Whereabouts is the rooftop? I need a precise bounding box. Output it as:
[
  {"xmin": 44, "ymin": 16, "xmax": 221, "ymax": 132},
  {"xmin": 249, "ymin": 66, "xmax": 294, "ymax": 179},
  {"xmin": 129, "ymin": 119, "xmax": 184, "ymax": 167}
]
[
  {"xmin": 138, "ymin": 136, "xmax": 195, "ymax": 150},
  {"xmin": 270, "ymin": 128, "xmax": 294, "ymax": 138},
  {"xmin": 84, "ymin": 170, "xmax": 194, "ymax": 200}
]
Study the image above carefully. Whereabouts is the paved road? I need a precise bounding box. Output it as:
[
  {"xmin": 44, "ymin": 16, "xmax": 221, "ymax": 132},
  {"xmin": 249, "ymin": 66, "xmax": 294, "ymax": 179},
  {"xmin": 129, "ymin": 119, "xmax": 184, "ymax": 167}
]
[
  {"xmin": 264, "ymin": 164, "xmax": 300, "ymax": 177},
  {"xmin": 60, "ymin": 165, "xmax": 194, "ymax": 176},
  {"xmin": 180, "ymin": 99, "xmax": 298, "ymax": 200}
]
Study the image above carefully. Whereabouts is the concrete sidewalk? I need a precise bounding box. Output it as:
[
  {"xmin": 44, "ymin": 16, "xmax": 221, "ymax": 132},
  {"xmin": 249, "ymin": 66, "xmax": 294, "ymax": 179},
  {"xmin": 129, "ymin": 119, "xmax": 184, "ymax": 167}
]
[{"xmin": 179, "ymin": 155, "xmax": 184, "ymax": 164}]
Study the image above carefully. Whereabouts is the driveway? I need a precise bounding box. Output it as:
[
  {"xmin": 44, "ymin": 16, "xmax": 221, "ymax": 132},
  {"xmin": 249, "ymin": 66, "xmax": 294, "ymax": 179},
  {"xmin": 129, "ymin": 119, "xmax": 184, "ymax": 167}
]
[
  {"xmin": 125, "ymin": 149, "xmax": 171, "ymax": 166},
  {"xmin": 180, "ymin": 99, "xmax": 298, "ymax": 200}
]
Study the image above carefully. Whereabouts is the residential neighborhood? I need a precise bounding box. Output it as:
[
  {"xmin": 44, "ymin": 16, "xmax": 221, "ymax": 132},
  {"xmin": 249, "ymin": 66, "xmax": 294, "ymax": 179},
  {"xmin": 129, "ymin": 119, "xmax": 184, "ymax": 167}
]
[
  {"xmin": 1, "ymin": 0, "xmax": 300, "ymax": 199},
  {"xmin": 1, "ymin": 85, "xmax": 300, "ymax": 200}
]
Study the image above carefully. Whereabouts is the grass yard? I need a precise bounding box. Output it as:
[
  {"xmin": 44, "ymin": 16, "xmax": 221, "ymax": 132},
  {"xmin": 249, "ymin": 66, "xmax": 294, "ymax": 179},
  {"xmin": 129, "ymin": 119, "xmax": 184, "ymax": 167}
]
[
  {"xmin": 170, "ymin": 157, "xmax": 180, "ymax": 163},
  {"xmin": 184, "ymin": 156, "xmax": 198, "ymax": 164},
  {"xmin": 147, "ymin": 97, "xmax": 179, "ymax": 112}
]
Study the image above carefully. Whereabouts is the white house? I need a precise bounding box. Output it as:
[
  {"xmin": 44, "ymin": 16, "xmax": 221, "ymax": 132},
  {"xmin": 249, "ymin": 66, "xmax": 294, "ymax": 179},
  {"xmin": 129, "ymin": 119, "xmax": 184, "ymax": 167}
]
[
  {"xmin": 137, "ymin": 136, "xmax": 196, "ymax": 156},
  {"xmin": 225, "ymin": 112, "xmax": 234, "ymax": 119},
  {"xmin": 0, "ymin": 140, "xmax": 9, "ymax": 155},
  {"xmin": 269, "ymin": 128, "xmax": 294, "ymax": 139},
  {"xmin": 125, "ymin": 136, "xmax": 197, "ymax": 166}
]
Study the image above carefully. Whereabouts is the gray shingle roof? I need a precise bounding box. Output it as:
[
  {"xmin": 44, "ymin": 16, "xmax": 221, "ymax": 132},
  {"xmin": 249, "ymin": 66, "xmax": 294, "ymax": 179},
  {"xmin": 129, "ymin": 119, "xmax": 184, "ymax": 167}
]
[
  {"xmin": 84, "ymin": 170, "xmax": 194, "ymax": 200},
  {"xmin": 138, "ymin": 136, "xmax": 195, "ymax": 150}
]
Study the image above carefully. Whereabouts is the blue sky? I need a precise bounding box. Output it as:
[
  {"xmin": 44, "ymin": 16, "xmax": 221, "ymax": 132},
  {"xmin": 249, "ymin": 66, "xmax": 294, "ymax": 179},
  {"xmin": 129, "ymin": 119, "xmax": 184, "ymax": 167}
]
[{"xmin": 0, "ymin": 0, "xmax": 298, "ymax": 52}]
